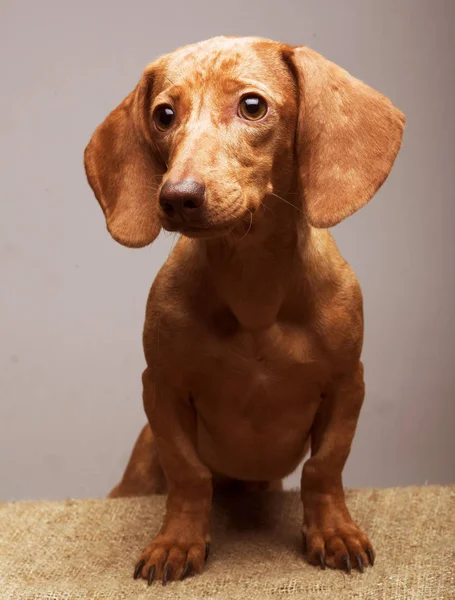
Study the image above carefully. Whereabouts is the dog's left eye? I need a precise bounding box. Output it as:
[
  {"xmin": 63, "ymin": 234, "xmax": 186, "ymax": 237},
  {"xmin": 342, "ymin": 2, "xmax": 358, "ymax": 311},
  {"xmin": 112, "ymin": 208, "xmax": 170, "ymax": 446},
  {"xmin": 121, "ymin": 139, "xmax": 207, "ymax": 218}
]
[{"xmin": 238, "ymin": 95, "xmax": 268, "ymax": 121}]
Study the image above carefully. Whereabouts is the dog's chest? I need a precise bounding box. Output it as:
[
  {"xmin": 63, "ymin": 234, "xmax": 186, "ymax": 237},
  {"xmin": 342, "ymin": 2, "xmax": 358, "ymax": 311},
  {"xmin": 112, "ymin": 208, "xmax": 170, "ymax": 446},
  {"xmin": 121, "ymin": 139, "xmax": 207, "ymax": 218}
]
[
  {"xmin": 190, "ymin": 321, "xmax": 326, "ymax": 479},
  {"xmin": 196, "ymin": 322, "xmax": 324, "ymax": 406}
]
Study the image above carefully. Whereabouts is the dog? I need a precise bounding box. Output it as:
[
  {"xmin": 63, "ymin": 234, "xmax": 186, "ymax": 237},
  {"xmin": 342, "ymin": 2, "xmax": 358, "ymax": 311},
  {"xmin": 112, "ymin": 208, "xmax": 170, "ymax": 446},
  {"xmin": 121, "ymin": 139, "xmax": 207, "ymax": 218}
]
[{"xmin": 84, "ymin": 36, "xmax": 405, "ymax": 585}]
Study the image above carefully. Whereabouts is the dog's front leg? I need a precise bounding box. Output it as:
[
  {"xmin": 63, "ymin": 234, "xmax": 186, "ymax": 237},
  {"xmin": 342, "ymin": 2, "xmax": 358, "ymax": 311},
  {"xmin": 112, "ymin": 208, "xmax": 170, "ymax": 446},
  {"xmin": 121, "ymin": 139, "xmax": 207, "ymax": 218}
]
[
  {"xmin": 134, "ymin": 368, "xmax": 212, "ymax": 585},
  {"xmin": 301, "ymin": 362, "xmax": 375, "ymax": 573}
]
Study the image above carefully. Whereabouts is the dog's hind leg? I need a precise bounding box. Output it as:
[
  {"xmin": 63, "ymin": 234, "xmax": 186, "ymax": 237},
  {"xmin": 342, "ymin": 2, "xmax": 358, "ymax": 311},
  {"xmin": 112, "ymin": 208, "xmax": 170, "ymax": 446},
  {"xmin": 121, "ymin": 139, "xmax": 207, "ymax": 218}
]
[{"xmin": 108, "ymin": 424, "xmax": 167, "ymax": 498}]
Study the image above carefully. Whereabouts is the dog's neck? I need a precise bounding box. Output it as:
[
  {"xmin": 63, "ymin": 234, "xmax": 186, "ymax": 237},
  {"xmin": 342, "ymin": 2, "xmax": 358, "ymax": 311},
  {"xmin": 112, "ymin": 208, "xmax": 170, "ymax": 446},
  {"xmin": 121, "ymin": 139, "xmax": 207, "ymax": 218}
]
[{"xmin": 199, "ymin": 196, "xmax": 307, "ymax": 330}]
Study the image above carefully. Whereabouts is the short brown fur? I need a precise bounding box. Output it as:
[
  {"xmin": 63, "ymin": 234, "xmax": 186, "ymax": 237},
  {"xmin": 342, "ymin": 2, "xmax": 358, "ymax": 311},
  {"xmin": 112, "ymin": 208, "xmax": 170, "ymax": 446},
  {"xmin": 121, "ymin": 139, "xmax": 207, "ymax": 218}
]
[{"xmin": 84, "ymin": 36, "xmax": 405, "ymax": 583}]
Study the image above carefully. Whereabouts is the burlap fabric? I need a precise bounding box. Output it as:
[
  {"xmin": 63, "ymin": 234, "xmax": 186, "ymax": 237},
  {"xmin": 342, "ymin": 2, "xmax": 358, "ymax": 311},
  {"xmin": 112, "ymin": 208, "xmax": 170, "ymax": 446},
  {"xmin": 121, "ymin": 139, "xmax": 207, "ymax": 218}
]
[{"xmin": 1, "ymin": 486, "xmax": 454, "ymax": 600}]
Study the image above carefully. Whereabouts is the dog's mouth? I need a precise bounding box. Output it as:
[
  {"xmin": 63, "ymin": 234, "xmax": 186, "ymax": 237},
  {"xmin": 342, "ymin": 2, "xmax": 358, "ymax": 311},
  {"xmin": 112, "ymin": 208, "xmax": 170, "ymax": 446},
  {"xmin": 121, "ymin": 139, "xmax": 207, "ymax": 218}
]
[{"xmin": 161, "ymin": 212, "xmax": 252, "ymax": 239}]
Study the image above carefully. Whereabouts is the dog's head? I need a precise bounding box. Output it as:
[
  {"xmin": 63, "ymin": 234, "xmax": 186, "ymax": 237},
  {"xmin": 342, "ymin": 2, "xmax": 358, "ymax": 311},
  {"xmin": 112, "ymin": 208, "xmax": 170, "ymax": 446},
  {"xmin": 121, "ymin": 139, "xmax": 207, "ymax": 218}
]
[{"xmin": 84, "ymin": 37, "xmax": 405, "ymax": 247}]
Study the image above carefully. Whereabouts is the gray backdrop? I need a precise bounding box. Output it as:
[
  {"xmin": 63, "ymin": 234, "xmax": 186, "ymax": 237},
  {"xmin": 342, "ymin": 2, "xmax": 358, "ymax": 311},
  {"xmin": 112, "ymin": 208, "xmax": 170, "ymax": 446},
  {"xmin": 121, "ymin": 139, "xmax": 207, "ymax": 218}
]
[{"xmin": 1, "ymin": 0, "xmax": 454, "ymax": 501}]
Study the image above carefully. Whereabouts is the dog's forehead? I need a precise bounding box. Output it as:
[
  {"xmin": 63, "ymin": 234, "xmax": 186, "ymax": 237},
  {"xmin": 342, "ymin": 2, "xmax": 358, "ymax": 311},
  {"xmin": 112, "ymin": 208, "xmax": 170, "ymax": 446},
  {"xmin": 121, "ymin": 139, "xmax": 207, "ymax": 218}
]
[{"xmin": 155, "ymin": 36, "xmax": 291, "ymax": 93}]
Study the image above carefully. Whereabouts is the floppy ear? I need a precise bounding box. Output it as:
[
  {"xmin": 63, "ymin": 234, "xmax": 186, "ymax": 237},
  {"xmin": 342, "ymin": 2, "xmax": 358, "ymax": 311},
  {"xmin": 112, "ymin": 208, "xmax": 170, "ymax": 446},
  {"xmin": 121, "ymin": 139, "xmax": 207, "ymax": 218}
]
[
  {"xmin": 84, "ymin": 69, "xmax": 163, "ymax": 247},
  {"xmin": 287, "ymin": 46, "xmax": 405, "ymax": 228}
]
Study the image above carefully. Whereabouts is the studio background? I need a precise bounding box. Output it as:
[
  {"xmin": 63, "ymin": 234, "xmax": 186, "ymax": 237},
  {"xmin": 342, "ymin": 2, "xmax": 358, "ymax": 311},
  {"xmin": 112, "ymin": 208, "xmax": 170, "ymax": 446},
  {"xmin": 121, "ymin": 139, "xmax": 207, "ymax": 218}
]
[{"xmin": 1, "ymin": 0, "xmax": 454, "ymax": 500}]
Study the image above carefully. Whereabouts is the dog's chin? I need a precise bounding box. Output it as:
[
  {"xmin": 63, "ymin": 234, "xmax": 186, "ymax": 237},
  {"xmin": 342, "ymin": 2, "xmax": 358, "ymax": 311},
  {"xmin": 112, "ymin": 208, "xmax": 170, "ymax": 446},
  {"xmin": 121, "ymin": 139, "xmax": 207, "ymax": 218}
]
[{"xmin": 181, "ymin": 228, "xmax": 231, "ymax": 239}]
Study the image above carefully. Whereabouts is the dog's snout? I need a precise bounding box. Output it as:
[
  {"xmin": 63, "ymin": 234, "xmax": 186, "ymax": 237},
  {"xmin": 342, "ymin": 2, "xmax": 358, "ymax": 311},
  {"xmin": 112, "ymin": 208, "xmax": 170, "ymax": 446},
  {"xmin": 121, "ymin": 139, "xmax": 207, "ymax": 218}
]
[{"xmin": 159, "ymin": 179, "xmax": 206, "ymax": 219}]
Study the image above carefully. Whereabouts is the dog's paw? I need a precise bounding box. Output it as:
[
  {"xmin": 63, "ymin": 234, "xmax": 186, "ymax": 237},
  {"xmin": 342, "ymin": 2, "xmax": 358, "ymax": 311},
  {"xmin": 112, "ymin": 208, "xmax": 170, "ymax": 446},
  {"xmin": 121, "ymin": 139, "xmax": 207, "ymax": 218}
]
[
  {"xmin": 302, "ymin": 522, "xmax": 374, "ymax": 573},
  {"xmin": 133, "ymin": 533, "xmax": 210, "ymax": 585}
]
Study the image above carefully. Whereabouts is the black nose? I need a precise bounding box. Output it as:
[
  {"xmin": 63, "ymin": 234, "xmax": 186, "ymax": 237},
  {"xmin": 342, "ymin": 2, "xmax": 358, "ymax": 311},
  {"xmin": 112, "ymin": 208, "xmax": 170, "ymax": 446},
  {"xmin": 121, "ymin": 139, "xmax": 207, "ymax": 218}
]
[{"xmin": 159, "ymin": 179, "xmax": 206, "ymax": 219}]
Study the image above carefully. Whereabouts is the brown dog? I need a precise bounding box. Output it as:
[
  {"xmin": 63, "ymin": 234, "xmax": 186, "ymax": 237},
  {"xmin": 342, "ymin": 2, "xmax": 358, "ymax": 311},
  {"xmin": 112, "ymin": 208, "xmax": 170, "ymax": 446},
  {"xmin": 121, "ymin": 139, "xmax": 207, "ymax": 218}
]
[{"xmin": 84, "ymin": 36, "xmax": 404, "ymax": 585}]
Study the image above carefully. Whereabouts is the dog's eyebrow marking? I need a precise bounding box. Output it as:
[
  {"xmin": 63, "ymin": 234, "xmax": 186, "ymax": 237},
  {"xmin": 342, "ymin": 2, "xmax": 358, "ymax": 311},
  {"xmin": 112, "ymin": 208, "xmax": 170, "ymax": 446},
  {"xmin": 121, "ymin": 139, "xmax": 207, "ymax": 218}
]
[
  {"xmin": 220, "ymin": 78, "xmax": 283, "ymax": 107},
  {"xmin": 153, "ymin": 85, "xmax": 184, "ymax": 106},
  {"xmin": 235, "ymin": 79, "xmax": 276, "ymax": 97}
]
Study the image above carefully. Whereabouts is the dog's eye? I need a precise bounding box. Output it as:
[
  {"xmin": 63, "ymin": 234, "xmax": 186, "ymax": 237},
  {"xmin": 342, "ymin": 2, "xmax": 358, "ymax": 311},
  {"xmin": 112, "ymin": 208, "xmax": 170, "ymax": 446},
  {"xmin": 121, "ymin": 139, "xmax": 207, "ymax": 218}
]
[
  {"xmin": 153, "ymin": 104, "xmax": 175, "ymax": 131},
  {"xmin": 238, "ymin": 95, "xmax": 268, "ymax": 121}
]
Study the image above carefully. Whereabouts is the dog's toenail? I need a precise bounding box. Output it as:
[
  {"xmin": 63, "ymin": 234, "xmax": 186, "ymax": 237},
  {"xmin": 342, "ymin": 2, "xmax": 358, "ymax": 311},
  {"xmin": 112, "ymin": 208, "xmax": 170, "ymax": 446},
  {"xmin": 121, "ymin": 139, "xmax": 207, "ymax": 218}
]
[
  {"xmin": 147, "ymin": 564, "xmax": 156, "ymax": 586},
  {"xmin": 162, "ymin": 564, "xmax": 173, "ymax": 586},
  {"xmin": 356, "ymin": 553, "xmax": 364, "ymax": 573},
  {"xmin": 342, "ymin": 555, "xmax": 352, "ymax": 574},
  {"xmin": 181, "ymin": 561, "xmax": 194, "ymax": 580},
  {"xmin": 133, "ymin": 559, "xmax": 145, "ymax": 580},
  {"xmin": 366, "ymin": 547, "xmax": 375, "ymax": 566}
]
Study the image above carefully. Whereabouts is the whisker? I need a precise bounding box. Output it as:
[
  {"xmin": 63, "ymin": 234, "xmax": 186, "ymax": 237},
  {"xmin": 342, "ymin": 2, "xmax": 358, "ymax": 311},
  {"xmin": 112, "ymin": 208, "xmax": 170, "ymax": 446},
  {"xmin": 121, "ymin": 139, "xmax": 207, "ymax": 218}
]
[
  {"xmin": 261, "ymin": 202, "xmax": 275, "ymax": 217},
  {"xmin": 272, "ymin": 188, "xmax": 301, "ymax": 196},
  {"xmin": 269, "ymin": 192, "xmax": 304, "ymax": 215},
  {"xmin": 156, "ymin": 146, "xmax": 169, "ymax": 169},
  {"xmin": 222, "ymin": 175, "xmax": 301, "ymax": 200},
  {"xmin": 238, "ymin": 209, "xmax": 253, "ymax": 241},
  {"xmin": 168, "ymin": 232, "xmax": 178, "ymax": 257},
  {"xmin": 144, "ymin": 185, "xmax": 160, "ymax": 193}
]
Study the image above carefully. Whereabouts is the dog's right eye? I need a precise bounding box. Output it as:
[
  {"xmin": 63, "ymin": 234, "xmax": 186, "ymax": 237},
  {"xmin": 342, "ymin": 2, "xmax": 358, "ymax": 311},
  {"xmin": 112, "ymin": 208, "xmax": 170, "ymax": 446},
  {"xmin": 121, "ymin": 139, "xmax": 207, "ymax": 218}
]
[{"xmin": 153, "ymin": 104, "xmax": 175, "ymax": 131}]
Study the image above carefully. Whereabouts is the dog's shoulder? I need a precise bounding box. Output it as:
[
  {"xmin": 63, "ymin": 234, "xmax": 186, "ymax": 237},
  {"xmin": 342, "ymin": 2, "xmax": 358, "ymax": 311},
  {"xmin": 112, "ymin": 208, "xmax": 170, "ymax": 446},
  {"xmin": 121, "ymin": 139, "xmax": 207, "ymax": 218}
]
[{"xmin": 303, "ymin": 229, "xmax": 364, "ymax": 365}]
